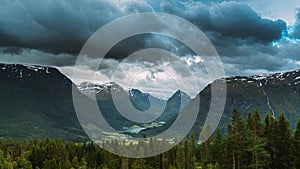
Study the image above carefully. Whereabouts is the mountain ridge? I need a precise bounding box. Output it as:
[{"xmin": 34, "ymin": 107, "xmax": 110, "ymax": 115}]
[
  {"xmin": 0, "ymin": 63, "xmax": 89, "ymax": 141},
  {"xmin": 136, "ymin": 68, "xmax": 300, "ymax": 138},
  {"xmin": 1, "ymin": 63, "xmax": 300, "ymax": 141}
]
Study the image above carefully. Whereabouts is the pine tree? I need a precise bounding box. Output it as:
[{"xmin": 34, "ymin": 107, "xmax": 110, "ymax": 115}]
[
  {"xmin": 0, "ymin": 149, "xmax": 4, "ymax": 164},
  {"xmin": 247, "ymin": 110, "xmax": 270, "ymax": 169},
  {"xmin": 78, "ymin": 157, "xmax": 87, "ymax": 169},
  {"xmin": 42, "ymin": 158, "xmax": 59, "ymax": 169},
  {"xmin": 265, "ymin": 113, "xmax": 293, "ymax": 169},
  {"xmin": 200, "ymin": 134, "xmax": 215, "ymax": 168},
  {"xmin": 184, "ymin": 140, "xmax": 188, "ymax": 169},
  {"xmin": 264, "ymin": 113, "xmax": 277, "ymax": 169},
  {"xmin": 226, "ymin": 108, "xmax": 248, "ymax": 169},
  {"xmin": 276, "ymin": 114, "xmax": 293, "ymax": 169},
  {"xmin": 294, "ymin": 118, "xmax": 300, "ymax": 168},
  {"xmin": 189, "ymin": 132, "xmax": 197, "ymax": 169},
  {"xmin": 210, "ymin": 129, "xmax": 225, "ymax": 168},
  {"xmin": 131, "ymin": 159, "xmax": 154, "ymax": 169},
  {"xmin": 16, "ymin": 152, "xmax": 32, "ymax": 169}
]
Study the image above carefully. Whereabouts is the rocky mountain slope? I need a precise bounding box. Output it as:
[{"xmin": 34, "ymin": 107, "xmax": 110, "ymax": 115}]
[{"xmin": 136, "ymin": 69, "xmax": 300, "ymax": 138}]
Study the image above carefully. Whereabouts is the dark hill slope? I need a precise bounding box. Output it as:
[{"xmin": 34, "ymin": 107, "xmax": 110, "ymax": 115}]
[{"xmin": 0, "ymin": 64, "xmax": 88, "ymax": 141}]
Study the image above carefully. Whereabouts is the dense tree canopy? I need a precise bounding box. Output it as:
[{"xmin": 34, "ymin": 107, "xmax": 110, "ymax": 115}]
[{"xmin": 0, "ymin": 109, "xmax": 299, "ymax": 169}]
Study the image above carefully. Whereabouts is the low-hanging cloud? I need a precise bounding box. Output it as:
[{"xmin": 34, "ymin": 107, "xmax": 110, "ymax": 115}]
[
  {"xmin": 0, "ymin": 47, "xmax": 75, "ymax": 66},
  {"xmin": 0, "ymin": 0, "xmax": 287, "ymax": 55}
]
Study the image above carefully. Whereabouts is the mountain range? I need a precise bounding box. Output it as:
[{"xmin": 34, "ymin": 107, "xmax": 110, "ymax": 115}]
[
  {"xmin": 0, "ymin": 63, "xmax": 299, "ymax": 141},
  {"xmin": 136, "ymin": 69, "xmax": 300, "ymax": 138},
  {"xmin": 77, "ymin": 81, "xmax": 191, "ymax": 131},
  {"xmin": 0, "ymin": 63, "xmax": 191, "ymax": 141}
]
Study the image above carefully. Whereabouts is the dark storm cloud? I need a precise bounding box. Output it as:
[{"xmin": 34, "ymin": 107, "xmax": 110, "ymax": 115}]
[
  {"xmin": 106, "ymin": 34, "xmax": 194, "ymax": 60},
  {"xmin": 105, "ymin": 1, "xmax": 287, "ymax": 63},
  {"xmin": 156, "ymin": 1, "xmax": 299, "ymax": 75},
  {"xmin": 206, "ymin": 31, "xmax": 277, "ymax": 58},
  {"xmin": 0, "ymin": 0, "xmax": 286, "ymax": 56},
  {"xmin": 0, "ymin": 0, "xmax": 152, "ymax": 54},
  {"xmin": 214, "ymin": 36, "xmax": 300, "ymax": 76},
  {"xmin": 292, "ymin": 9, "xmax": 300, "ymax": 38},
  {"xmin": 161, "ymin": 1, "xmax": 286, "ymax": 42},
  {"xmin": 200, "ymin": 28, "xmax": 300, "ymax": 76},
  {"xmin": 0, "ymin": 0, "xmax": 299, "ymax": 76}
]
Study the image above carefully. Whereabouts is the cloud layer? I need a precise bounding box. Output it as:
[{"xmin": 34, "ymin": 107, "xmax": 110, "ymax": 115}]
[
  {"xmin": 162, "ymin": 1, "xmax": 286, "ymax": 42},
  {"xmin": 293, "ymin": 9, "xmax": 300, "ymax": 38},
  {"xmin": 0, "ymin": 0, "xmax": 300, "ymax": 98},
  {"xmin": 0, "ymin": 0, "xmax": 287, "ymax": 55},
  {"xmin": 0, "ymin": 0, "xmax": 152, "ymax": 54}
]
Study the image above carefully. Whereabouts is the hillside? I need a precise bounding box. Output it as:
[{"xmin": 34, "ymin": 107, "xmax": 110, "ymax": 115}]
[
  {"xmin": 1, "ymin": 63, "xmax": 300, "ymax": 142},
  {"xmin": 78, "ymin": 81, "xmax": 191, "ymax": 131},
  {"xmin": 137, "ymin": 69, "xmax": 300, "ymax": 138},
  {"xmin": 0, "ymin": 63, "xmax": 191, "ymax": 141},
  {"xmin": 0, "ymin": 63, "xmax": 88, "ymax": 141}
]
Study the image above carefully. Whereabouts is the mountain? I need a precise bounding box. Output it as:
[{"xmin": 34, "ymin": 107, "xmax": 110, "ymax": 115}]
[
  {"xmin": 0, "ymin": 63, "xmax": 88, "ymax": 141},
  {"xmin": 78, "ymin": 82, "xmax": 167, "ymax": 112},
  {"xmin": 128, "ymin": 88, "xmax": 166, "ymax": 112},
  {"xmin": 78, "ymin": 81, "xmax": 122, "ymax": 99},
  {"xmin": 136, "ymin": 69, "xmax": 300, "ymax": 138},
  {"xmin": 0, "ymin": 61, "xmax": 192, "ymax": 141},
  {"xmin": 217, "ymin": 70, "xmax": 300, "ymax": 126},
  {"xmin": 4, "ymin": 62, "xmax": 299, "ymax": 142},
  {"xmin": 78, "ymin": 81, "xmax": 191, "ymax": 132},
  {"xmin": 154, "ymin": 90, "xmax": 191, "ymax": 122}
]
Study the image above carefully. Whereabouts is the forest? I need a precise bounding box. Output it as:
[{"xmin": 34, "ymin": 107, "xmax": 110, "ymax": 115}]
[{"xmin": 0, "ymin": 108, "xmax": 300, "ymax": 169}]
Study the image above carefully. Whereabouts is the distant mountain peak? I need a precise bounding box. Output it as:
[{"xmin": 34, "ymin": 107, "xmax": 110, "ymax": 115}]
[
  {"xmin": 77, "ymin": 81, "xmax": 124, "ymax": 96},
  {"xmin": 174, "ymin": 89, "xmax": 190, "ymax": 97},
  {"xmin": 129, "ymin": 88, "xmax": 149, "ymax": 97}
]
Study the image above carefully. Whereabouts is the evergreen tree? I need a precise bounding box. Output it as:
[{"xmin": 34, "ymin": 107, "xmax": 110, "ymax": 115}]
[
  {"xmin": 42, "ymin": 158, "xmax": 59, "ymax": 169},
  {"xmin": 247, "ymin": 110, "xmax": 270, "ymax": 169},
  {"xmin": 265, "ymin": 113, "xmax": 293, "ymax": 169},
  {"xmin": 189, "ymin": 132, "xmax": 197, "ymax": 169},
  {"xmin": 226, "ymin": 108, "xmax": 248, "ymax": 169},
  {"xmin": 199, "ymin": 135, "xmax": 214, "ymax": 168},
  {"xmin": 16, "ymin": 152, "xmax": 32, "ymax": 169},
  {"xmin": 0, "ymin": 109, "xmax": 299, "ymax": 169},
  {"xmin": 210, "ymin": 129, "xmax": 225, "ymax": 168},
  {"xmin": 264, "ymin": 114, "xmax": 278, "ymax": 169},
  {"xmin": 131, "ymin": 159, "xmax": 154, "ymax": 169},
  {"xmin": 277, "ymin": 113, "xmax": 293, "ymax": 168},
  {"xmin": 294, "ymin": 118, "xmax": 300, "ymax": 168}
]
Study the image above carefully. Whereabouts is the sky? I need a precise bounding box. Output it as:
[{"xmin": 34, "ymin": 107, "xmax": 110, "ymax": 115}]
[{"xmin": 0, "ymin": 0, "xmax": 300, "ymax": 98}]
